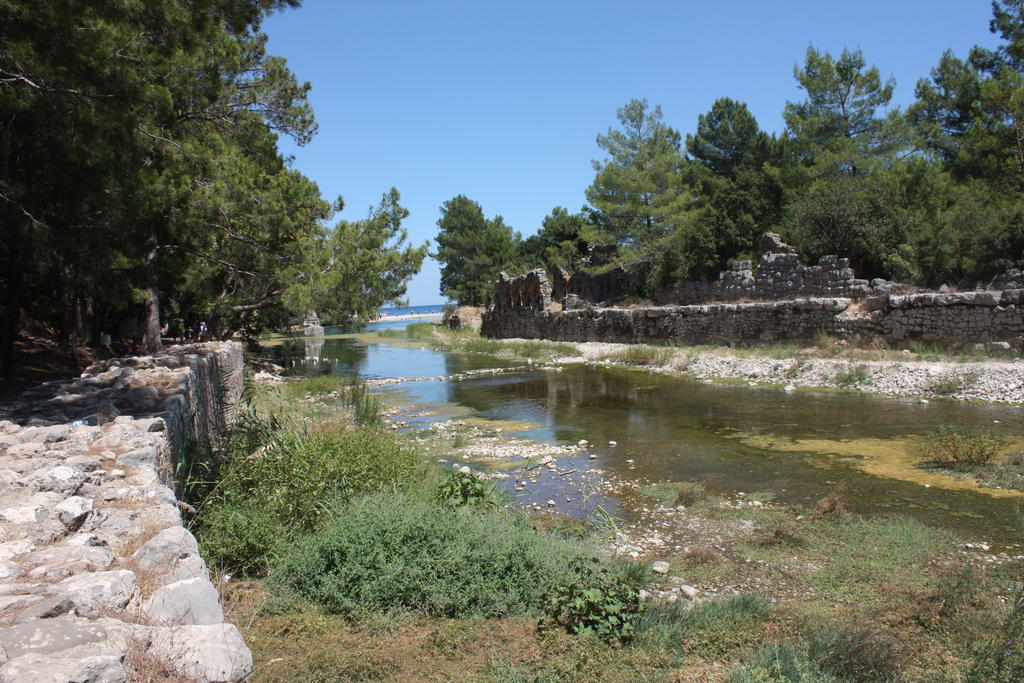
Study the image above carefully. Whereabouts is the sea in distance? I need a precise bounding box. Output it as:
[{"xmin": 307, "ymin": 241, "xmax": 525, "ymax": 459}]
[{"xmin": 378, "ymin": 304, "xmax": 447, "ymax": 316}]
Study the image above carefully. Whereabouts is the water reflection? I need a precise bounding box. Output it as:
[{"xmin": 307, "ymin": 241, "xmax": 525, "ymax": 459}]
[{"xmin": 273, "ymin": 329, "xmax": 1024, "ymax": 546}]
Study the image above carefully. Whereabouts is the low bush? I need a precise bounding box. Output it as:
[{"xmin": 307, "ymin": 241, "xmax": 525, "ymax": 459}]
[
  {"xmin": 832, "ymin": 364, "xmax": 872, "ymax": 388},
  {"xmin": 806, "ymin": 623, "xmax": 903, "ymax": 682},
  {"xmin": 601, "ymin": 345, "xmax": 675, "ymax": 366},
  {"xmin": 433, "ymin": 469, "xmax": 502, "ymax": 509},
  {"xmin": 730, "ymin": 624, "xmax": 902, "ymax": 683},
  {"xmin": 269, "ymin": 493, "xmax": 593, "ymax": 618},
  {"xmin": 917, "ymin": 425, "xmax": 1009, "ymax": 470},
  {"xmin": 540, "ymin": 557, "xmax": 645, "ymax": 643},
  {"xmin": 729, "ymin": 641, "xmax": 838, "ymax": 682},
  {"xmin": 635, "ymin": 593, "xmax": 772, "ymax": 656},
  {"xmin": 194, "ymin": 420, "xmax": 424, "ymax": 575},
  {"xmin": 639, "ymin": 480, "xmax": 705, "ymax": 506}
]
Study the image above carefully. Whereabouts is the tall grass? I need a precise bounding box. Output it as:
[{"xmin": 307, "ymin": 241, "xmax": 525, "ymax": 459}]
[
  {"xmin": 599, "ymin": 345, "xmax": 676, "ymax": 366},
  {"xmin": 191, "ymin": 407, "xmax": 424, "ymax": 575}
]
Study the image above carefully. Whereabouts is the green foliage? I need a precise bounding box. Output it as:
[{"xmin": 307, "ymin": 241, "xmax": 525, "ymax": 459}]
[
  {"xmin": 599, "ymin": 345, "xmax": 675, "ymax": 366},
  {"xmin": 193, "ymin": 410, "xmax": 423, "ymax": 575},
  {"xmin": 286, "ymin": 189, "xmax": 428, "ymax": 328},
  {"xmin": 639, "ymin": 481, "xmax": 706, "ymax": 506},
  {"xmin": 832, "ymin": 364, "xmax": 872, "ymax": 388},
  {"xmin": 520, "ymin": 207, "xmax": 593, "ymax": 273},
  {"xmin": 805, "ymin": 624, "xmax": 903, "ymax": 683},
  {"xmin": 634, "ymin": 593, "xmax": 772, "ymax": 657},
  {"xmin": 586, "ymin": 99, "xmax": 690, "ymax": 246},
  {"xmin": 434, "ymin": 195, "xmax": 521, "ymax": 306},
  {"xmin": 433, "ymin": 469, "xmax": 502, "ymax": 509},
  {"xmin": 539, "ymin": 557, "xmax": 645, "ymax": 643},
  {"xmin": 927, "ymin": 369, "xmax": 979, "ymax": 395},
  {"xmin": 917, "ymin": 425, "xmax": 1010, "ymax": 470},
  {"xmin": 969, "ymin": 583, "xmax": 1024, "ymax": 682},
  {"xmin": 729, "ymin": 642, "xmax": 839, "ymax": 683},
  {"xmin": 730, "ymin": 623, "xmax": 902, "ymax": 683},
  {"xmin": 269, "ymin": 493, "xmax": 591, "ymax": 618}
]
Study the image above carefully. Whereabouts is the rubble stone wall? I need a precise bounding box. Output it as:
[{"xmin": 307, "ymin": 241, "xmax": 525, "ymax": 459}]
[
  {"xmin": 0, "ymin": 342, "xmax": 252, "ymax": 682},
  {"xmin": 482, "ymin": 290, "xmax": 1024, "ymax": 347}
]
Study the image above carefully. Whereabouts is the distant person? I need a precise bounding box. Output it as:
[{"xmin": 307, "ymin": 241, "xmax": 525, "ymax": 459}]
[{"xmin": 99, "ymin": 331, "xmax": 113, "ymax": 355}]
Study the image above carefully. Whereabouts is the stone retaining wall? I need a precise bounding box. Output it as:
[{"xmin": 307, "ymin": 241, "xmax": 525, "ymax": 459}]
[
  {"xmin": 0, "ymin": 342, "xmax": 251, "ymax": 682},
  {"xmin": 482, "ymin": 290, "xmax": 1024, "ymax": 347}
]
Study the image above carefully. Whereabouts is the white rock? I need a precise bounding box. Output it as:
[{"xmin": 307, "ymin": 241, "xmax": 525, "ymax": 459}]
[
  {"xmin": 651, "ymin": 561, "xmax": 670, "ymax": 574},
  {"xmin": 18, "ymin": 466, "xmax": 85, "ymax": 495},
  {"xmin": 0, "ymin": 540, "xmax": 34, "ymax": 561},
  {"xmin": 55, "ymin": 496, "xmax": 93, "ymax": 527},
  {"xmin": 0, "ymin": 505, "xmax": 48, "ymax": 525},
  {"xmin": 577, "ymin": 439, "xmax": 589, "ymax": 446},
  {"xmin": 0, "ymin": 649, "xmax": 125, "ymax": 683},
  {"xmin": 145, "ymin": 623, "xmax": 252, "ymax": 682},
  {"xmin": 678, "ymin": 584, "xmax": 699, "ymax": 599},
  {"xmin": 56, "ymin": 570, "xmax": 139, "ymax": 615},
  {"xmin": 143, "ymin": 578, "xmax": 223, "ymax": 626},
  {"xmin": 131, "ymin": 527, "xmax": 200, "ymax": 572},
  {"xmin": 588, "ymin": 453, "xmax": 597, "ymax": 460},
  {"xmin": 608, "ymin": 440, "xmax": 617, "ymax": 446},
  {"xmin": 783, "ymin": 384, "xmax": 796, "ymax": 392}
]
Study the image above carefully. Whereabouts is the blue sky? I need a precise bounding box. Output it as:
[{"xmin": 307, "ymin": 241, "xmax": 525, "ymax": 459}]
[{"xmin": 264, "ymin": 0, "xmax": 1002, "ymax": 306}]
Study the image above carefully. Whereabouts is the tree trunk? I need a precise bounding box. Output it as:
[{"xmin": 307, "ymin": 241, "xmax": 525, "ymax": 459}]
[
  {"xmin": 0, "ymin": 219, "xmax": 24, "ymax": 378},
  {"xmin": 141, "ymin": 232, "xmax": 162, "ymax": 353}
]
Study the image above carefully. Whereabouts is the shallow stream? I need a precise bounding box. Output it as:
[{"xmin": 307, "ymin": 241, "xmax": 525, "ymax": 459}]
[{"xmin": 270, "ymin": 322, "xmax": 1024, "ymax": 550}]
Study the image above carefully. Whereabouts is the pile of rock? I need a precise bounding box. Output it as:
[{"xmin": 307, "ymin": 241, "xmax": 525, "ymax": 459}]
[{"xmin": 0, "ymin": 342, "xmax": 250, "ymax": 681}]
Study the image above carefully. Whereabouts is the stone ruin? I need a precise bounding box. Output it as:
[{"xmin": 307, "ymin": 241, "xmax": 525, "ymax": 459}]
[
  {"xmin": 303, "ymin": 311, "xmax": 324, "ymax": 337},
  {"xmin": 552, "ymin": 261, "xmax": 654, "ymax": 307},
  {"xmin": 0, "ymin": 342, "xmax": 252, "ymax": 681},
  {"xmin": 493, "ymin": 269, "xmax": 552, "ymax": 312},
  {"xmin": 661, "ymin": 233, "xmax": 911, "ymax": 305}
]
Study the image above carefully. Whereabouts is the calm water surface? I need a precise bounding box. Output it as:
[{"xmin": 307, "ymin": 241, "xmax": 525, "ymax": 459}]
[{"xmin": 274, "ymin": 323, "xmax": 1024, "ymax": 548}]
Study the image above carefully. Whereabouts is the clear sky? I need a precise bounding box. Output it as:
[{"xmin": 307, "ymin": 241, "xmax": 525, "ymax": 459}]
[{"xmin": 264, "ymin": 0, "xmax": 1002, "ymax": 306}]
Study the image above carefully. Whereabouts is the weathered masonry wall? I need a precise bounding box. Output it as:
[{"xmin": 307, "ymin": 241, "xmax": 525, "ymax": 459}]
[
  {"xmin": 482, "ymin": 290, "xmax": 1024, "ymax": 346},
  {"xmin": 0, "ymin": 342, "xmax": 251, "ymax": 682}
]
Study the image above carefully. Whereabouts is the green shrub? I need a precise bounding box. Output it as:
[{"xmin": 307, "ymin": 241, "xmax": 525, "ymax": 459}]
[
  {"xmin": 927, "ymin": 369, "xmax": 978, "ymax": 395},
  {"xmin": 195, "ymin": 423, "xmax": 424, "ymax": 575},
  {"xmin": 269, "ymin": 493, "xmax": 591, "ymax": 618},
  {"xmin": 969, "ymin": 584, "xmax": 1024, "ymax": 682},
  {"xmin": 634, "ymin": 593, "xmax": 772, "ymax": 656},
  {"xmin": 806, "ymin": 624, "xmax": 903, "ymax": 682},
  {"xmin": 918, "ymin": 426, "xmax": 1009, "ymax": 470},
  {"xmin": 539, "ymin": 557, "xmax": 645, "ymax": 643},
  {"xmin": 601, "ymin": 345, "xmax": 675, "ymax": 366},
  {"xmin": 433, "ymin": 469, "xmax": 502, "ymax": 509},
  {"xmin": 729, "ymin": 642, "xmax": 838, "ymax": 683},
  {"xmin": 832, "ymin": 364, "xmax": 871, "ymax": 388},
  {"xmin": 639, "ymin": 480, "xmax": 706, "ymax": 506}
]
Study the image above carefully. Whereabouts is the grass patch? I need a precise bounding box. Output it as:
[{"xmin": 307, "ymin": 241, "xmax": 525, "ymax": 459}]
[
  {"xmin": 635, "ymin": 593, "xmax": 774, "ymax": 658},
  {"xmin": 928, "ymin": 369, "xmax": 979, "ymax": 396},
  {"xmin": 190, "ymin": 403, "xmax": 424, "ymax": 575},
  {"xmin": 639, "ymin": 480, "xmax": 706, "ymax": 506},
  {"xmin": 918, "ymin": 425, "xmax": 1010, "ymax": 471},
  {"xmin": 268, "ymin": 492, "xmax": 599, "ymax": 618},
  {"xmin": 598, "ymin": 345, "xmax": 676, "ymax": 366},
  {"xmin": 832, "ymin": 364, "xmax": 872, "ymax": 389}
]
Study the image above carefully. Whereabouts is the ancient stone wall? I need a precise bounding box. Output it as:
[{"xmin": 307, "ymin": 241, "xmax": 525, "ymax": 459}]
[
  {"xmin": 553, "ymin": 261, "xmax": 653, "ymax": 306},
  {"xmin": 660, "ymin": 233, "xmax": 913, "ymax": 305},
  {"xmin": 482, "ymin": 290, "xmax": 1024, "ymax": 347},
  {"xmin": 493, "ymin": 269, "xmax": 552, "ymax": 312},
  {"xmin": 0, "ymin": 342, "xmax": 251, "ymax": 682}
]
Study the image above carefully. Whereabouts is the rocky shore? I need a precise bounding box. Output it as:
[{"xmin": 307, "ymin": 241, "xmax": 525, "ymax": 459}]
[
  {"xmin": 0, "ymin": 343, "xmax": 251, "ymax": 682},
  {"xmin": 537, "ymin": 340, "xmax": 1024, "ymax": 404}
]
